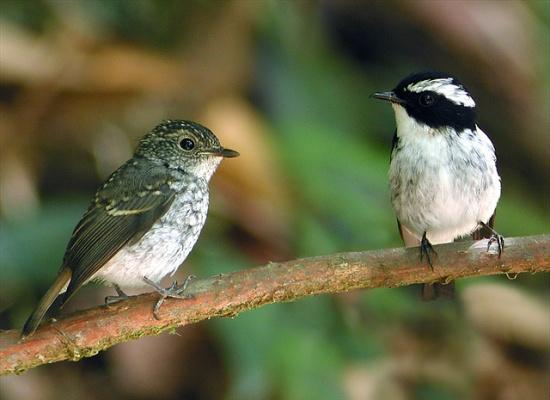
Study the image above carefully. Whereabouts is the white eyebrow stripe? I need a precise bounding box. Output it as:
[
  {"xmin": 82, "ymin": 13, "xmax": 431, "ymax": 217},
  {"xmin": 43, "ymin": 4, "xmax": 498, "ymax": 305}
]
[{"xmin": 406, "ymin": 78, "xmax": 476, "ymax": 108}]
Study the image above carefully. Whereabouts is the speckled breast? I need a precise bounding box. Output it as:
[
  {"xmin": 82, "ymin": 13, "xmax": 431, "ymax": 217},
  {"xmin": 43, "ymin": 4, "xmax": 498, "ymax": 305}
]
[{"xmin": 94, "ymin": 178, "xmax": 210, "ymax": 288}]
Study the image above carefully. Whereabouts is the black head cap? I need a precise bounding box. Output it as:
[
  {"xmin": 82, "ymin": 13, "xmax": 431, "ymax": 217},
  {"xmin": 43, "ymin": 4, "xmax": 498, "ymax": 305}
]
[{"xmin": 384, "ymin": 71, "xmax": 477, "ymax": 131}]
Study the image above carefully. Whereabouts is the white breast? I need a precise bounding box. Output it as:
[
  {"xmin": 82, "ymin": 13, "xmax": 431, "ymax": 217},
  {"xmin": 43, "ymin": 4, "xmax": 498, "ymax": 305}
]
[
  {"xmin": 93, "ymin": 179, "xmax": 210, "ymax": 288},
  {"xmin": 389, "ymin": 105, "xmax": 500, "ymax": 244}
]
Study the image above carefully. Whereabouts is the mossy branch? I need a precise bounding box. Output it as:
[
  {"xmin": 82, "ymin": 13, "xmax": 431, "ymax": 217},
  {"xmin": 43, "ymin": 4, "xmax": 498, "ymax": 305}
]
[{"xmin": 1, "ymin": 234, "xmax": 548, "ymax": 375}]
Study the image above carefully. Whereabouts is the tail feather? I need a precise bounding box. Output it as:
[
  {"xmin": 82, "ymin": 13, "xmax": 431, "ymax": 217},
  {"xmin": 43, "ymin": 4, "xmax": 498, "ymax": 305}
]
[{"xmin": 21, "ymin": 268, "xmax": 72, "ymax": 338}]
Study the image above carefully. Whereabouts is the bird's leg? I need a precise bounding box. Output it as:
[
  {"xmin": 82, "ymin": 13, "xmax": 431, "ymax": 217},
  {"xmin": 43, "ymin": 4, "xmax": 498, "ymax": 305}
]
[
  {"xmin": 420, "ymin": 231, "xmax": 437, "ymax": 270},
  {"xmin": 105, "ymin": 284, "xmax": 129, "ymax": 305},
  {"xmin": 479, "ymin": 221, "xmax": 505, "ymax": 257},
  {"xmin": 143, "ymin": 275, "xmax": 196, "ymax": 320}
]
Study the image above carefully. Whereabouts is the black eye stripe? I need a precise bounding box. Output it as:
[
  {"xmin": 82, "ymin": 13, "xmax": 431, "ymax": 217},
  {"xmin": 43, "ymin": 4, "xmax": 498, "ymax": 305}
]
[
  {"xmin": 180, "ymin": 138, "xmax": 195, "ymax": 150},
  {"xmin": 419, "ymin": 93, "xmax": 435, "ymax": 107}
]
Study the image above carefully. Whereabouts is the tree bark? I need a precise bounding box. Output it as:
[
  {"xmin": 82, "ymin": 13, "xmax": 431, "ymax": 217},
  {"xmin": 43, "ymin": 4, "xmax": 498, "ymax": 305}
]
[{"xmin": 1, "ymin": 234, "xmax": 548, "ymax": 375}]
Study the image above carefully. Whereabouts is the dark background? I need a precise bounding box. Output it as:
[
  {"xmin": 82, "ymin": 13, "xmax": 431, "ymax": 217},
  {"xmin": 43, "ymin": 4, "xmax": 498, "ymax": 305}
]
[{"xmin": 1, "ymin": 1, "xmax": 548, "ymax": 399}]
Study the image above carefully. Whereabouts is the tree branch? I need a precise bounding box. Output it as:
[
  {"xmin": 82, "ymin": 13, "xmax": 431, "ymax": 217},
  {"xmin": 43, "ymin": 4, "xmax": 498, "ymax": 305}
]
[{"xmin": 1, "ymin": 234, "xmax": 548, "ymax": 375}]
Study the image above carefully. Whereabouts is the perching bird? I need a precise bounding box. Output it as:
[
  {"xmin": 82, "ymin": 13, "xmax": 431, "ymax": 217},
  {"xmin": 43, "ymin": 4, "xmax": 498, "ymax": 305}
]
[
  {"xmin": 372, "ymin": 71, "xmax": 503, "ymax": 299},
  {"xmin": 22, "ymin": 120, "xmax": 239, "ymax": 337}
]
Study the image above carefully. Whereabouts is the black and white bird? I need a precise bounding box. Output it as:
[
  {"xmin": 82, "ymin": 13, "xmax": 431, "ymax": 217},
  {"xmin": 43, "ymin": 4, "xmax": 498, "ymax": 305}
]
[{"xmin": 373, "ymin": 71, "xmax": 504, "ymax": 299}]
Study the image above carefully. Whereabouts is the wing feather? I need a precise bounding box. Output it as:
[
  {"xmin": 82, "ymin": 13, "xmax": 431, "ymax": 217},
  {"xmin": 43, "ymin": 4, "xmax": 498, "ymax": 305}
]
[{"xmin": 60, "ymin": 162, "xmax": 180, "ymax": 305}]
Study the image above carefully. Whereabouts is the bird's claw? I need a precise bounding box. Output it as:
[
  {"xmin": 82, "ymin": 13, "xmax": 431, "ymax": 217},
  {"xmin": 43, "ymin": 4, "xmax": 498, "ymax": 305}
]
[
  {"xmin": 104, "ymin": 284, "xmax": 129, "ymax": 306},
  {"xmin": 143, "ymin": 275, "xmax": 196, "ymax": 320},
  {"xmin": 479, "ymin": 221, "xmax": 505, "ymax": 257},
  {"xmin": 487, "ymin": 233, "xmax": 505, "ymax": 257},
  {"xmin": 420, "ymin": 232, "xmax": 437, "ymax": 270}
]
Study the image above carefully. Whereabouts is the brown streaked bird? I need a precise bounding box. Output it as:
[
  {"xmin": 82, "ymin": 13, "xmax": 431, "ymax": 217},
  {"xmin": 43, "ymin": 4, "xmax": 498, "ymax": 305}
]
[{"xmin": 22, "ymin": 120, "xmax": 239, "ymax": 337}]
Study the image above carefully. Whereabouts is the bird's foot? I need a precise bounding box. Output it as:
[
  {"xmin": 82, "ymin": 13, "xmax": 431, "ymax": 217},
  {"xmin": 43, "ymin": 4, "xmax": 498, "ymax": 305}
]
[
  {"xmin": 105, "ymin": 284, "xmax": 129, "ymax": 305},
  {"xmin": 420, "ymin": 232, "xmax": 437, "ymax": 270},
  {"xmin": 143, "ymin": 275, "xmax": 196, "ymax": 320},
  {"xmin": 479, "ymin": 221, "xmax": 505, "ymax": 257}
]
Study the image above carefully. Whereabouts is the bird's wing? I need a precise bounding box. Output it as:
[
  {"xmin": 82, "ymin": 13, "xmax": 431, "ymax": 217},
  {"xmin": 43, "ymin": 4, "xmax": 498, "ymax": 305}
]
[
  {"xmin": 391, "ymin": 132, "xmax": 418, "ymax": 246},
  {"xmin": 471, "ymin": 213, "xmax": 496, "ymax": 240},
  {"xmin": 60, "ymin": 162, "xmax": 180, "ymax": 305},
  {"xmin": 390, "ymin": 129, "xmax": 399, "ymax": 162}
]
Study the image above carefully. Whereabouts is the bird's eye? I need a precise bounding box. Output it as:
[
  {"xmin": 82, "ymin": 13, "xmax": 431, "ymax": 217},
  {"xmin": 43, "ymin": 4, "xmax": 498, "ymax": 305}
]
[
  {"xmin": 179, "ymin": 138, "xmax": 195, "ymax": 151},
  {"xmin": 419, "ymin": 93, "xmax": 435, "ymax": 107}
]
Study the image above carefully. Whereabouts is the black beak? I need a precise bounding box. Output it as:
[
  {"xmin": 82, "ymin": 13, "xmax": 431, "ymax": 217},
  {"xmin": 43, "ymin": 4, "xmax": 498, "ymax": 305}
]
[
  {"xmin": 221, "ymin": 148, "xmax": 240, "ymax": 158},
  {"xmin": 371, "ymin": 91, "xmax": 406, "ymax": 105},
  {"xmin": 203, "ymin": 147, "xmax": 240, "ymax": 158}
]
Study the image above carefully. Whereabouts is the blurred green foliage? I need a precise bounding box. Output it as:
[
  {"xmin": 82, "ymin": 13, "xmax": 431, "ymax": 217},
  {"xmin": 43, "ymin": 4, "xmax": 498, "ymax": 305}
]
[{"xmin": 1, "ymin": 1, "xmax": 548, "ymax": 400}]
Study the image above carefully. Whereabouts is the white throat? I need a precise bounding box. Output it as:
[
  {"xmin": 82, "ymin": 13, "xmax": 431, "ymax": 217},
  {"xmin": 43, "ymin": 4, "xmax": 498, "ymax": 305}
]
[
  {"xmin": 392, "ymin": 104, "xmax": 433, "ymax": 139},
  {"xmin": 187, "ymin": 156, "xmax": 223, "ymax": 182}
]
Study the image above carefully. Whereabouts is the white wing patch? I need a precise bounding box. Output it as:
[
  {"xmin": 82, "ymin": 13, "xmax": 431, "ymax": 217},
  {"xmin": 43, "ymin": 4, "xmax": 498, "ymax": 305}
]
[{"xmin": 406, "ymin": 78, "xmax": 475, "ymax": 108}]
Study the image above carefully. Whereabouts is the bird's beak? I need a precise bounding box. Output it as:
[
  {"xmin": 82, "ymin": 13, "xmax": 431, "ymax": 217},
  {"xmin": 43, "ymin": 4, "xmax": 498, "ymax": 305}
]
[
  {"xmin": 221, "ymin": 148, "xmax": 240, "ymax": 158},
  {"xmin": 202, "ymin": 148, "xmax": 240, "ymax": 158},
  {"xmin": 371, "ymin": 91, "xmax": 406, "ymax": 105}
]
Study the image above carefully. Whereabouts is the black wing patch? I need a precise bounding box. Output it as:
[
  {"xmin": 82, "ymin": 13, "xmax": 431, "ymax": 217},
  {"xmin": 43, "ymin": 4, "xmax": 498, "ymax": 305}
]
[
  {"xmin": 60, "ymin": 163, "xmax": 178, "ymax": 305},
  {"xmin": 390, "ymin": 129, "xmax": 399, "ymax": 162}
]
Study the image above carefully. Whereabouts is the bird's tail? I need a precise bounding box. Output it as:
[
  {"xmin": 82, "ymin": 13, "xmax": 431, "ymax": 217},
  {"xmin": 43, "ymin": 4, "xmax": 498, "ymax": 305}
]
[{"xmin": 21, "ymin": 268, "xmax": 72, "ymax": 338}]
